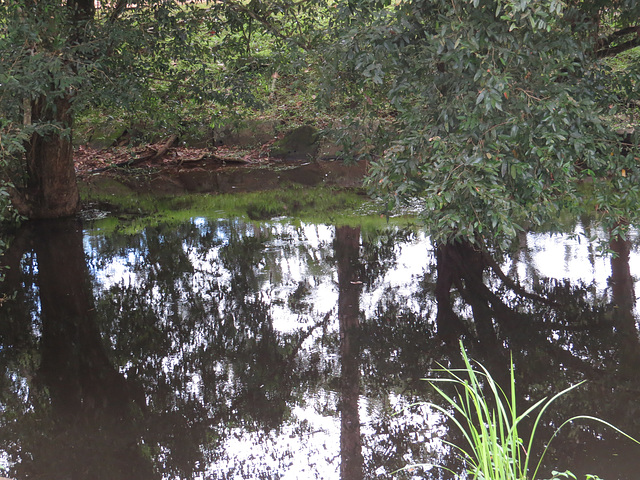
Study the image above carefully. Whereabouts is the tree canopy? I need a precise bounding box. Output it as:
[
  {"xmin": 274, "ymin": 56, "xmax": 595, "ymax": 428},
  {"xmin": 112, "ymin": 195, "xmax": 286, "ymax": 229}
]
[{"xmin": 324, "ymin": 0, "xmax": 640, "ymax": 247}]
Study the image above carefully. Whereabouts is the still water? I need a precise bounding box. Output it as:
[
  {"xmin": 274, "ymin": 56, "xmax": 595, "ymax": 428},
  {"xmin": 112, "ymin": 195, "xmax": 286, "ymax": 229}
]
[{"xmin": 1, "ymin": 215, "xmax": 640, "ymax": 480}]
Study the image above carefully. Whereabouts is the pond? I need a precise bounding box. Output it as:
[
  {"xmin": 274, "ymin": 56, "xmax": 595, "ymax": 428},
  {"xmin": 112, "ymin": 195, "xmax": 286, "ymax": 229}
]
[{"xmin": 1, "ymin": 212, "xmax": 639, "ymax": 480}]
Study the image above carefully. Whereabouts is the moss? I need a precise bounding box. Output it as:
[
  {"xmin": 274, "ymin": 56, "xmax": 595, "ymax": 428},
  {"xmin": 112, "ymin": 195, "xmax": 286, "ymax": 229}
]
[{"xmin": 269, "ymin": 125, "xmax": 319, "ymax": 160}]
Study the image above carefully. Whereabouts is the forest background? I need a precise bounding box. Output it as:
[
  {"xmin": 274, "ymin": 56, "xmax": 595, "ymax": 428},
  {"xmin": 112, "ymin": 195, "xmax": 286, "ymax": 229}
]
[{"xmin": 1, "ymin": 0, "xmax": 640, "ymax": 253}]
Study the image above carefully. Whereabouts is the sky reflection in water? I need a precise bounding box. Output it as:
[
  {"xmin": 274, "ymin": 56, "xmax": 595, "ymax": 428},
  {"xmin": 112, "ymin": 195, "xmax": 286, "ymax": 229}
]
[{"xmin": 1, "ymin": 217, "xmax": 639, "ymax": 480}]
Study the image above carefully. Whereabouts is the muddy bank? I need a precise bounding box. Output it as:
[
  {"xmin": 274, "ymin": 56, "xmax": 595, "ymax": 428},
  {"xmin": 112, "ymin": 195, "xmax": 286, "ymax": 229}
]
[{"xmin": 80, "ymin": 158, "xmax": 369, "ymax": 198}]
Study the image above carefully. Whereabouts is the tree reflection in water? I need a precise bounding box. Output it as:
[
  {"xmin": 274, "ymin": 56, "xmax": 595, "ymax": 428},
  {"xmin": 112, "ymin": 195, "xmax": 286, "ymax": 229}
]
[
  {"xmin": 0, "ymin": 219, "xmax": 156, "ymax": 480},
  {"xmin": 0, "ymin": 217, "xmax": 639, "ymax": 479},
  {"xmin": 336, "ymin": 225, "xmax": 364, "ymax": 480}
]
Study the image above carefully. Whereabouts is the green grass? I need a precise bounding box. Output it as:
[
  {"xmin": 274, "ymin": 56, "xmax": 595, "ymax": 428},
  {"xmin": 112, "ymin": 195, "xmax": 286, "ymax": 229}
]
[
  {"xmin": 407, "ymin": 342, "xmax": 638, "ymax": 480},
  {"xmin": 81, "ymin": 183, "xmax": 419, "ymax": 233}
]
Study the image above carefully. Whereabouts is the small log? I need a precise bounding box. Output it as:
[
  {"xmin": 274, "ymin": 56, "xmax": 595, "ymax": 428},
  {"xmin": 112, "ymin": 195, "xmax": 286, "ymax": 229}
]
[
  {"xmin": 150, "ymin": 134, "xmax": 178, "ymax": 164},
  {"xmin": 177, "ymin": 152, "xmax": 208, "ymax": 165},
  {"xmin": 88, "ymin": 134, "xmax": 179, "ymax": 173},
  {"xmin": 132, "ymin": 134, "xmax": 179, "ymax": 165}
]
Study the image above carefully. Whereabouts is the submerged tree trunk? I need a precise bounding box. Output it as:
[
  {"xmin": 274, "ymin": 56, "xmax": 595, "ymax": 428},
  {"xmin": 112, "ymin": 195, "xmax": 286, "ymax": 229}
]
[{"xmin": 15, "ymin": 94, "xmax": 80, "ymax": 219}]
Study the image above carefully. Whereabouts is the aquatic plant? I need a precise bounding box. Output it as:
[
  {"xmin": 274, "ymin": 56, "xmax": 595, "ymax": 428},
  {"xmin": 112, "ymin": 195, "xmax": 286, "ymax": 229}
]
[{"xmin": 408, "ymin": 342, "xmax": 636, "ymax": 480}]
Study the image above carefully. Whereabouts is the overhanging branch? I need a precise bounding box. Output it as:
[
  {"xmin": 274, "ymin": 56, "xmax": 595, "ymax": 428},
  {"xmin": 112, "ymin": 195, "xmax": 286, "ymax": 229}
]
[
  {"xmin": 594, "ymin": 25, "xmax": 640, "ymax": 58},
  {"xmin": 223, "ymin": 0, "xmax": 310, "ymax": 50},
  {"xmin": 108, "ymin": 0, "xmax": 128, "ymax": 23}
]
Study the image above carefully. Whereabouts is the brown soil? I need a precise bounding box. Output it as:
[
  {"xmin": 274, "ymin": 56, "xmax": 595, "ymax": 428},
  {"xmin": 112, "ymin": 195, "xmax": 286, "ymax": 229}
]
[
  {"xmin": 74, "ymin": 142, "xmax": 269, "ymax": 177},
  {"xmin": 75, "ymin": 141, "xmax": 367, "ymax": 197}
]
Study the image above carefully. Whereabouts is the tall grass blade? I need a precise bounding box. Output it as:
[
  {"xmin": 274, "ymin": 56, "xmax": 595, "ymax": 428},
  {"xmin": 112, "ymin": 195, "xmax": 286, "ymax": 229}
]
[{"xmin": 406, "ymin": 340, "xmax": 640, "ymax": 480}]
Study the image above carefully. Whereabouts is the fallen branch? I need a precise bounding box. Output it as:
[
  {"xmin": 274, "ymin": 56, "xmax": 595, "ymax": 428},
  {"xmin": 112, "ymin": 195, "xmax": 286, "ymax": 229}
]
[
  {"xmin": 88, "ymin": 134, "xmax": 179, "ymax": 173},
  {"xmin": 137, "ymin": 134, "xmax": 179, "ymax": 165}
]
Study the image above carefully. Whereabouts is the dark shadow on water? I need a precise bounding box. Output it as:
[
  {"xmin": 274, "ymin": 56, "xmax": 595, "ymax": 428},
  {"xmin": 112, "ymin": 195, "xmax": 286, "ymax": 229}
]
[{"xmin": 0, "ymin": 219, "xmax": 155, "ymax": 480}]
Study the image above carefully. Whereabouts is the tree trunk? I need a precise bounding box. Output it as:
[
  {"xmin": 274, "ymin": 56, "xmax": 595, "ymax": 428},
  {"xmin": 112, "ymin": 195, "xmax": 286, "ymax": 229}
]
[
  {"xmin": 17, "ymin": 94, "xmax": 80, "ymax": 219},
  {"xmin": 11, "ymin": 0, "xmax": 95, "ymax": 219}
]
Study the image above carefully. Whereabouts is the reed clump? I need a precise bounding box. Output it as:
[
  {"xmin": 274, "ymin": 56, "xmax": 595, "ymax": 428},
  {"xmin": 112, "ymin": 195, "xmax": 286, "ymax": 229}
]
[{"xmin": 408, "ymin": 342, "xmax": 636, "ymax": 480}]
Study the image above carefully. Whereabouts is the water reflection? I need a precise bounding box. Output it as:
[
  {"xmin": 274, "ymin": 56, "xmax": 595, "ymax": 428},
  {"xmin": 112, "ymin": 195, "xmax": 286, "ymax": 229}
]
[
  {"xmin": 0, "ymin": 219, "xmax": 155, "ymax": 480},
  {"xmin": 1, "ymin": 216, "xmax": 640, "ymax": 479},
  {"xmin": 336, "ymin": 226, "xmax": 364, "ymax": 480}
]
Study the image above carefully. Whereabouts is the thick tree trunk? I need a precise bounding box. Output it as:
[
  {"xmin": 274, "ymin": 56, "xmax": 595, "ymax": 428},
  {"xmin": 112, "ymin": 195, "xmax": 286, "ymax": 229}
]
[
  {"xmin": 16, "ymin": 94, "xmax": 80, "ymax": 219},
  {"xmin": 10, "ymin": 0, "xmax": 95, "ymax": 220}
]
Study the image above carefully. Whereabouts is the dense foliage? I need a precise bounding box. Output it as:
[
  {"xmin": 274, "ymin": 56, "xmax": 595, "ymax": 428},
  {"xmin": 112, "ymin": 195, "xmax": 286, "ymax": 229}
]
[
  {"xmin": 0, "ymin": 0, "xmax": 324, "ymax": 220},
  {"xmin": 324, "ymin": 0, "xmax": 640, "ymax": 247},
  {"xmin": 1, "ymin": 0, "xmax": 639, "ymax": 245},
  {"xmin": 0, "ymin": 0, "xmax": 319, "ymax": 127}
]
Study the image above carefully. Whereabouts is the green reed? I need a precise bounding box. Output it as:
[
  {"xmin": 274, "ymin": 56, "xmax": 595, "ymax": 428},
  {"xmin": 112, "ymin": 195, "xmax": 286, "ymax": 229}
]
[{"xmin": 407, "ymin": 342, "xmax": 637, "ymax": 480}]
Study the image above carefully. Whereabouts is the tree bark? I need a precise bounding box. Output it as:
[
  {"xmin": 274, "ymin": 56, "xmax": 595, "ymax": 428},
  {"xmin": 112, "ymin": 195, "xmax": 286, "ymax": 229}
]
[
  {"xmin": 16, "ymin": 94, "xmax": 81, "ymax": 219},
  {"xmin": 11, "ymin": 0, "xmax": 96, "ymax": 219}
]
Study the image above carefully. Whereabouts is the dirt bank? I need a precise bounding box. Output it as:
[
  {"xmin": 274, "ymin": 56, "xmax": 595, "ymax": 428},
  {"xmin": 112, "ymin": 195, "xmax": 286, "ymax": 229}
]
[{"xmin": 76, "ymin": 144, "xmax": 368, "ymax": 200}]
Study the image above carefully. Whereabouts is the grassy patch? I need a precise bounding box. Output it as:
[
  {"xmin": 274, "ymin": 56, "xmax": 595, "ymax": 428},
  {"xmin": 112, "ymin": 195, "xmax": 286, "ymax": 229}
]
[{"xmin": 81, "ymin": 183, "xmax": 418, "ymax": 233}]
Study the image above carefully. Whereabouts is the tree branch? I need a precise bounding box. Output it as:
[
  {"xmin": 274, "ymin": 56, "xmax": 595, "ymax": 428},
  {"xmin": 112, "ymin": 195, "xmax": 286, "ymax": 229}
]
[
  {"xmin": 225, "ymin": 0, "xmax": 309, "ymax": 51},
  {"xmin": 108, "ymin": 0, "xmax": 128, "ymax": 23},
  {"xmin": 480, "ymin": 247, "xmax": 561, "ymax": 307},
  {"xmin": 594, "ymin": 25, "xmax": 640, "ymax": 58}
]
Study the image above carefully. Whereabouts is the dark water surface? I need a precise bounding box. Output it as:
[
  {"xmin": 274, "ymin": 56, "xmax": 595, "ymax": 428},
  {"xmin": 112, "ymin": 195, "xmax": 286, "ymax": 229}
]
[{"xmin": 1, "ymin": 216, "xmax": 640, "ymax": 479}]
